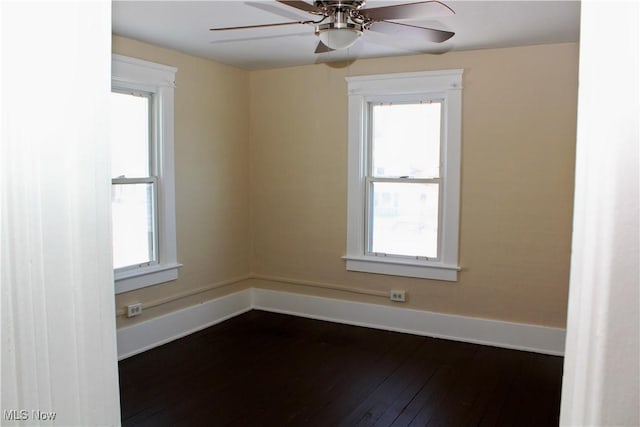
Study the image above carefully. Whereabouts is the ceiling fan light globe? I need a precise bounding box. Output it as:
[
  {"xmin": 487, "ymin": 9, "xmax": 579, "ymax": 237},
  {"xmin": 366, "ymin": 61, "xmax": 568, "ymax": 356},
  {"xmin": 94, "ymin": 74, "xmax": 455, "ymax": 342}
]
[{"xmin": 318, "ymin": 28, "xmax": 361, "ymax": 50}]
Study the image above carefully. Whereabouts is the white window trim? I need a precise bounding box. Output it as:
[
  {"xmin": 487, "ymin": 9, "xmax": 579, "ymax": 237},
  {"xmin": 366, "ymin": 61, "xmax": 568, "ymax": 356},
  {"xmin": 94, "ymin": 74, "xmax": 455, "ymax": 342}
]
[
  {"xmin": 112, "ymin": 54, "xmax": 181, "ymax": 294},
  {"xmin": 344, "ymin": 70, "xmax": 463, "ymax": 281}
]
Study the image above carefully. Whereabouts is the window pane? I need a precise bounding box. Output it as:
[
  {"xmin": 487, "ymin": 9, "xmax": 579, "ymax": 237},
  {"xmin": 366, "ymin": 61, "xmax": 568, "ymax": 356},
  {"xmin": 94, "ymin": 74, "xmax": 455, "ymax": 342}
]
[
  {"xmin": 110, "ymin": 91, "xmax": 150, "ymax": 178},
  {"xmin": 370, "ymin": 182, "xmax": 439, "ymax": 258},
  {"xmin": 112, "ymin": 183, "xmax": 156, "ymax": 269},
  {"xmin": 371, "ymin": 102, "xmax": 441, "ymax": 178}
]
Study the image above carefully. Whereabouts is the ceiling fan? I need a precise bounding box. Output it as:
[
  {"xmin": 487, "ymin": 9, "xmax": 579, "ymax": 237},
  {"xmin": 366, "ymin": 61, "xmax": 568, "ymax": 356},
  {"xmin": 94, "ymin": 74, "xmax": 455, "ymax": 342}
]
[{"xmin": 210, "ymin": 0, "xmax": 455, "ymax": 53}]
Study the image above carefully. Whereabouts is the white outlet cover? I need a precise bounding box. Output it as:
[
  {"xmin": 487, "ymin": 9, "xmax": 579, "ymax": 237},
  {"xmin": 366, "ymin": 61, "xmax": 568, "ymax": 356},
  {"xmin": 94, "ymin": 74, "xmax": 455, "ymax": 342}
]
[{"xmin": 127, "ymin": 303, "xmax": 142, "ymax": 317}]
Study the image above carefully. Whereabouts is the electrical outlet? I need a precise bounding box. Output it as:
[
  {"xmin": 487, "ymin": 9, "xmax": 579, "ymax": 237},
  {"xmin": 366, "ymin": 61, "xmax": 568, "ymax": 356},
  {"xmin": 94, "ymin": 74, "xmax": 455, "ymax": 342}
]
[
  {"xmin": 390, "ymin": 290, "xmax": 406, "ymax": 302},
  {"xmin": 127, "ymin": 303, "xmax": 143, "ymax": 318}
]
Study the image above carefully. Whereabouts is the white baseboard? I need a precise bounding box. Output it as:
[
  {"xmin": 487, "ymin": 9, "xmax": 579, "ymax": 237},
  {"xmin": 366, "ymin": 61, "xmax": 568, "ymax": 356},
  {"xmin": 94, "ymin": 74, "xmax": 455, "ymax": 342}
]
[
  {"xmin": 117, "ymin": 287, "xmax": 565, "ymax": 359},
  {"xmin": 116, "ymin": 288, "xmax": 253, "ymax": 360},
  {"xmin": 252, "ymin": 288, "xmax": 565, "ymax": 356}
]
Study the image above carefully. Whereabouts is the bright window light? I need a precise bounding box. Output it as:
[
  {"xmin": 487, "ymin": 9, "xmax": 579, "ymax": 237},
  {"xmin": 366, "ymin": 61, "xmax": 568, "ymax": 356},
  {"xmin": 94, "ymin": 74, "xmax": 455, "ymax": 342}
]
[
  {"xmin": 111, "ymin": 182, "xmax": 156, "ymax": 269},
  {"xmin": 110, "ymin": 91, "xmax": 157, "ymax": 271},
  {"xmin": 110, "ymin": 91, "xmax": 150, "ymax": 178},
  {"xmin": 371, "ymin": 103, "xmax": 441, "ymax": 179},
  {"xmin": 370, "ymin": 182, "xmax": 439, "ymax": 258},
  {"xmin": 368, "ymin": 102, "xmax": 442, "ymax": 259}
]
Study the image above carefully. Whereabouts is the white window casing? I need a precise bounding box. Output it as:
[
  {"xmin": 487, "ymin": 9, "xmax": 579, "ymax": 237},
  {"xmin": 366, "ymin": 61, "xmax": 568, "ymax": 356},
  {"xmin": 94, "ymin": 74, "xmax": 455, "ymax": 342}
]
[
  {"xmin": 344, "ymin": 70, "xmax": 463, "ymax": 281},
  {"xmin": 112, "ymin": 54, "xmax": 181, "ymax": 294}
]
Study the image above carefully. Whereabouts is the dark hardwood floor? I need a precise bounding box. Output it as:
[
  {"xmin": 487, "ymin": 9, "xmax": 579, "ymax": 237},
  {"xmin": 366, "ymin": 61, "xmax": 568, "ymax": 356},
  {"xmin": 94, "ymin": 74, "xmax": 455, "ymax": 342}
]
[{"xmin": 119, "ymin": 310, "xmax": 563, "ymax": 427}]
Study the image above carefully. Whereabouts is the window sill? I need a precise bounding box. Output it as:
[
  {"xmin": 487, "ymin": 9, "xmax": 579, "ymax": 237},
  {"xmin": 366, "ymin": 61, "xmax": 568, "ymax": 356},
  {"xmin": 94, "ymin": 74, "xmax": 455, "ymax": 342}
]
[
  {"xmin": 114, "ymin": 262, "xmax": 183, "ymax": 294},
  {"xmin": 342, "ymin": 255, "xmax": 459, "ymax": 281}
]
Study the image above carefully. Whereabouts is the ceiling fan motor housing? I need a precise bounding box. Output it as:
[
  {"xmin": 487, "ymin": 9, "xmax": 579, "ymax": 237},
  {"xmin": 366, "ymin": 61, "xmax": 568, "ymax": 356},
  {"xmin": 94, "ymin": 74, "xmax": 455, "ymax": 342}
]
[
  {"xmin": 313, "ymin": 0, "xmax": 366, "ymax": 14},
  {"xmin": 314, "ymin": 0, "xmax": 367, "ymax": 49}
]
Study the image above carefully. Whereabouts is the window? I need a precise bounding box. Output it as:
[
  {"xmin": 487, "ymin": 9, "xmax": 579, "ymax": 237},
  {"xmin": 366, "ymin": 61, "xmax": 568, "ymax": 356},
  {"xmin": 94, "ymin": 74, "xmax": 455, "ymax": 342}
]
[
  {"xmin": 344, "ymin": 70, "xmax": 463, "ymax": 281},
  {"xmin": 111, "ymin": 54, "xmax": 181, "ymax": 294},
  {"xmin": 111, "ymin": 91, "xmax": 157, "ymax": 270}
]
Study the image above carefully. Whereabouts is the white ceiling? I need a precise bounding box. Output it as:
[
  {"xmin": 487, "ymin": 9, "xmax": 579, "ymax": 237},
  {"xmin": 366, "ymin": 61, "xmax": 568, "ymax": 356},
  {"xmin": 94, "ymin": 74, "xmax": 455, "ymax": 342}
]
[{"xmin": 112, "ymin": 0, "xmax": 580, "ymax": 70}]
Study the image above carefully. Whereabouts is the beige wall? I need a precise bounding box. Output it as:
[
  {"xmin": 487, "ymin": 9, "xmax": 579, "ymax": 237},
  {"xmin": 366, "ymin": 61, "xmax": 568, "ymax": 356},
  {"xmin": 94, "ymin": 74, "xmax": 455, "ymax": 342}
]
[
  {"xmin": 250, "ymin": 43, "xmax": 578, "ymax": 328},
  {"xmin": 113, "ymin": 36, "xmax": 251, "ymax": 327},
  {"xmin": 112, "ymin": 36, "xmax": 577, "ymax": 330}
]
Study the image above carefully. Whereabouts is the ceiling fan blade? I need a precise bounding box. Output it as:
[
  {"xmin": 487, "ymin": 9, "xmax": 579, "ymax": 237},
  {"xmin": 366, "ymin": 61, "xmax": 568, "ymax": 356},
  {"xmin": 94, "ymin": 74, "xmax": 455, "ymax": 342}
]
[
  {"xmin": 210, "ymin": 21, "xmax": 307, "ymax": 31},
  {"xmin": 210, "ymin": 32, "xmax": 310, "ymax": 45},
  {"xmin": 246, "ymin": 1, "xmax": 312, "ymax": 21},
  {"xmin": 276, "ymin": 0, "xmax": 323, "ymax": 14},
  {"xmin": 314, "ymin": 41, "xmax": 334, "ymax": 54},
  {"xmin": 369, "ymin": 21, "xmax": 454, "ymax": 43},
  {"xmin": 360, "ymin": 1, "xmax": 454, "ymax": 22}
]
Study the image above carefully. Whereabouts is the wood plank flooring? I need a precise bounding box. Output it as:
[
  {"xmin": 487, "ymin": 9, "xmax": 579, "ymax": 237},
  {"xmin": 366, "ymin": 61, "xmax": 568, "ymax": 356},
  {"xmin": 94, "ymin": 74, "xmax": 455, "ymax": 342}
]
[{"xmin": 119, "ymin": 310, "xmax": 563, "ymax": 427}]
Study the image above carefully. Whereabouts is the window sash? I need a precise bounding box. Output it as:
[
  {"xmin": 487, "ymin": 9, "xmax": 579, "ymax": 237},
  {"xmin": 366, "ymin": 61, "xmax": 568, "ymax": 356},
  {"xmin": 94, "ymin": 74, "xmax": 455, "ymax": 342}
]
[
  {"xmin": 368, "ymin": 99, "xmax": 444, "ymax": 180},
  {"xmin": 365, "ymin": 178, "xmax": 442, "ymax": 261},
  {"xmin": 110, "ymin": 88, "xmax": 159, "ymax": 273},
  {"xmin": 110, "ymin": 89, "xmax": 154, "ymax": 179},
  {"xmin": 111, "ymin": 177, "xmax": 159, "ymax": 273},
  {"xmin": 364, "ymin": 99, "xmax": 445, "ymax": 262}
]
